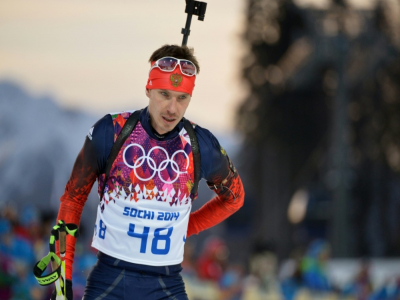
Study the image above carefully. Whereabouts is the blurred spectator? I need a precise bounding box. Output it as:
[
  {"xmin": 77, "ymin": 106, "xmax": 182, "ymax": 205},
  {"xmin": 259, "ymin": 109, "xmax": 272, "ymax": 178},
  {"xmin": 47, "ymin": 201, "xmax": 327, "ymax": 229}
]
[
  {"xmin": 219, "ymin": 263, "xmax": 245, "ymax": 300},
  {"xmin": 19, "ymin": 205, "xmax": 40, "ymax": 241},
  {"xmin": 0, "ymin": 219, "xmax": 16, "ymax": 299},
  {"xmin": 279, "ymin": 239, "xmax": 334, "ymax": 300},
  {"xmin": 280, "ymin": 268, "xmax": 303, "ymax": 300},
  {"xmin": 197, "ymin": 236, "xmax": 230, "ymax": 282},
  {"xmin": 2, "ymin": 203, "xmax": 30, "ymax": 241},
  {"xmin": 300, "ymin": 239, "xmax": 332, "ymax": 292},
  {"xmin": 243, "ymin": 243, "xmax": 281, "ymax": 300},
  {"xmin": 0, "ymin": 214, "xmax": 42, "ymax": 300},
  {"xmin": 182, "ymin": 240, "xmax": 198, "ymax": 279},
  {"xmin": 3, "ymin": 203, "xmax": 400, "ymax": 300},
  {"xmin": 342, "ymin": 259, "xmax": 373, "ymax": 300},
  {"xmin": 369, "ymin": 276, "xmax": 400, "ymax": 300},
  {"xmin": 278, "ymin": 247, "xmax": 307, "ymax": 300},
  {"xmin": 10, "ymin": 258, "xmax": 42, "ymax": 300}
]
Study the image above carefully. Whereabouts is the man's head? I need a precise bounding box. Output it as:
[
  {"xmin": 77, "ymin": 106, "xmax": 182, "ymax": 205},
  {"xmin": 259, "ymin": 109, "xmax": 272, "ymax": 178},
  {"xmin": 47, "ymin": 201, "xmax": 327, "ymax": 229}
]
[
  {"xmin": 146, "ymin": 44, "xmax": 200, "ymax": 135},
  {"xmin": 149, "ymin": 44, "xmax": 200, "ymax": 73}
]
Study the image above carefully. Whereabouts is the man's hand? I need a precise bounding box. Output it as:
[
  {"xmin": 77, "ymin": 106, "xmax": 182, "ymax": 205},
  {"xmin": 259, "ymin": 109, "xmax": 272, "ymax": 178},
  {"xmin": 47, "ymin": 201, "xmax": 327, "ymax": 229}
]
[{"xmin": 51, "ymin": 279, "xmax": 73, "ymax": 300}]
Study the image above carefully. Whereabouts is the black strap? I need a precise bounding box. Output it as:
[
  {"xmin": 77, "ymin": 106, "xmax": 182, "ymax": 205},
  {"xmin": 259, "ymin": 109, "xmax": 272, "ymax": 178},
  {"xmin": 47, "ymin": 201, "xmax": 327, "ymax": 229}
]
[
  {"xmin": 183, "ymin": 118, "xmax": 201, "ymax": 199},
  {"xmin": 100, "ymin": 110, "xmax": 142, "ymax": 201}
]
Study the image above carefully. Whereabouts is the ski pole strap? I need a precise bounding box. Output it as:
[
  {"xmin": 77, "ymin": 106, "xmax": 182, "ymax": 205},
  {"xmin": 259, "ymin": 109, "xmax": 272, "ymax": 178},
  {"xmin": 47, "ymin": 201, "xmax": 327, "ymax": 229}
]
[
  {"xmin": 33, "ymin": 252, "xmax": 62, "ymax": 286},
  {"xmin": 33, "ymin": 221, "xmax": 79, "ymax": 286}
]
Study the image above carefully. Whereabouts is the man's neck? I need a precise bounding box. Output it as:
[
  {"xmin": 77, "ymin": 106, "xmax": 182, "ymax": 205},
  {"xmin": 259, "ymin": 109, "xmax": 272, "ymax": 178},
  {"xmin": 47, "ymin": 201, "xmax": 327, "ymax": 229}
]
[
  {"xmin": 143, "ymin": 107, "xmax": 182, "ymax": 140},
  {"xmin": 151, "ymin": 128, "xmax": 167, "ymax": 139}
]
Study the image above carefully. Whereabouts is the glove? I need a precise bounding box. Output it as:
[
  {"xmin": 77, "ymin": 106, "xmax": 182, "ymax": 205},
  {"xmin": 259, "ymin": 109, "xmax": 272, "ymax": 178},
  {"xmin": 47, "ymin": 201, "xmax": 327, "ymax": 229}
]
[{"xmin": 50, "ymin": 279, "xmax": 73, "ymax": 300}]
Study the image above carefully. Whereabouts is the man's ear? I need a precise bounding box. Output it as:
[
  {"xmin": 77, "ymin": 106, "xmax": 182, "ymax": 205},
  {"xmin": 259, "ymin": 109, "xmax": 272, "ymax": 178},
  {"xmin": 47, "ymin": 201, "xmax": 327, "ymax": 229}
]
[{"xmin": 145, "ymin": 89, "xmax": 150, "ymax": 98}]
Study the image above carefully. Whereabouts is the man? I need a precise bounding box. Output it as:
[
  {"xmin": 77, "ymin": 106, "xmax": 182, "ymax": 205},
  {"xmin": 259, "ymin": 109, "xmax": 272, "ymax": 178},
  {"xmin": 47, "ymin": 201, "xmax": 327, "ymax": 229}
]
[{"xmin": 54, "ymin": 44, "xmax": 245, "ymax": 300}]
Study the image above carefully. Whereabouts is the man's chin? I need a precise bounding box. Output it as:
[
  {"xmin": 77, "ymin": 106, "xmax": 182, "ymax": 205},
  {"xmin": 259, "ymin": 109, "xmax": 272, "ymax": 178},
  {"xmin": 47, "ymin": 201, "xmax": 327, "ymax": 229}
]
[
  {"xmin": 165, "ymin": 122, "xmax": 178, "ymax": 131},
  {"xmin": 157, "ymin": 123, "xmax": 177, "ymax": 135},
  {"xmin": 161, "ymin": 119, "xmax": 178, "ymax": 128}
]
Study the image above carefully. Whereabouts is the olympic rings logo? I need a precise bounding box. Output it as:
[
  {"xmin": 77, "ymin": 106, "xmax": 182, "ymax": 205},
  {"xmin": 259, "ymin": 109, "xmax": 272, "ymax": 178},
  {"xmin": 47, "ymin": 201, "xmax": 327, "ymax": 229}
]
[{"xmin": 123, "ymin": 144, "xmax": 189, "ymax": 184}]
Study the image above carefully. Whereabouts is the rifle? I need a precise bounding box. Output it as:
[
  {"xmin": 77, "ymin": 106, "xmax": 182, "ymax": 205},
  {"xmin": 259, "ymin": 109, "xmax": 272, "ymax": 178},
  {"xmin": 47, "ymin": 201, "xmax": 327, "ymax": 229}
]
[{"xmin": 181, "ymin": 0, "xmax": 207, "ymax": 46}]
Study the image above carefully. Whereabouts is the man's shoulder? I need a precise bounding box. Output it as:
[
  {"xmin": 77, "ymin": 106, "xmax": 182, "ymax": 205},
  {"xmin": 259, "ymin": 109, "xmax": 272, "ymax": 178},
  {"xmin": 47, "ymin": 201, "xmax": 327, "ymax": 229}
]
[
  {"xmin": 183, "ymin": 118, "xmax": 207, "ymax": 133},
  {"xmin": 184, "ymin": 120, "xmax": 229, "ymax": 180},
  {"xmin": 108, "ymin": 110, "xmax": 137, "ymax": 121},
  {"xmin": 184, "ymin": 120, "xmax": 222, "ymax": 152},
  {"xmin": 88, "ymin": 114, "xmax": 114, "ymax": 141},
  {"xmin": 104, "ymin": 109, "xmax": 144, "ymax": 131},
  {"xmin": 188, "ymin": 121, "xmax": 216, "ymax": 142}
]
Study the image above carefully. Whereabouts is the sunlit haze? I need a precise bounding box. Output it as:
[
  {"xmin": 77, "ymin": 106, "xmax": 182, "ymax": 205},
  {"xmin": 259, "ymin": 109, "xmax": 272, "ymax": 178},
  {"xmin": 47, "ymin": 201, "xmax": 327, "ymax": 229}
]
[
  {"xmin": 1, "ymin": 0, "xmax": 396, "ymax": 132},
  {"xmin": 0, "ymin": 0, "xmax": 247, "ymax": 132}
]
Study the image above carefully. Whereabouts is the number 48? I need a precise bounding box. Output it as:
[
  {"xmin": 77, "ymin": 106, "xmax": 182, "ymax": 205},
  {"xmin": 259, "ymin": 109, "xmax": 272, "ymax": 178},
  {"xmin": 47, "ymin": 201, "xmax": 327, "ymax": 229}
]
[{"xmin": 127, "ymin": 223, "xmax": 173, "ymax": 255}]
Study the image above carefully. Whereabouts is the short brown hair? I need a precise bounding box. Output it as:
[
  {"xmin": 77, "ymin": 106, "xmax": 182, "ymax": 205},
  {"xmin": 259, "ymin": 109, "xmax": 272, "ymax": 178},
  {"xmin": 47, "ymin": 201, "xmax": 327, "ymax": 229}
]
[{"xmin": 149, "ymin": 44, "xmax": 200, "ymax": 74}]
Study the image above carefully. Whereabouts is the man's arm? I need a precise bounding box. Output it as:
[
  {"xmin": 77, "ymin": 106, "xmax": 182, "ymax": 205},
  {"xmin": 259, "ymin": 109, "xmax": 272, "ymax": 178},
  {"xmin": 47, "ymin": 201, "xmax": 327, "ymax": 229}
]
[
  {"xmin": 186, "ymin": 126, "xmax": 245, "ymax": 237},
  {"xmin": 187, "ymin": 163, "xmax": 245, "ymax": 237},
  {"xmin": 56, "ymin": 114, "xmax": 113, "ymax": 280},
  {"xmin": 56, "ymin": 137, "xmax": 98, "ymax": 279}
]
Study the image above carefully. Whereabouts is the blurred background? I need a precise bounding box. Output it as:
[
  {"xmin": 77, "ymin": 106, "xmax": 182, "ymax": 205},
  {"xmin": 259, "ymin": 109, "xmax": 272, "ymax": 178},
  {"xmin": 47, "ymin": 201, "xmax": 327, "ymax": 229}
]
[{"xmin": 1, "ymin": 0, "xmax": 400, "ymax": 299}]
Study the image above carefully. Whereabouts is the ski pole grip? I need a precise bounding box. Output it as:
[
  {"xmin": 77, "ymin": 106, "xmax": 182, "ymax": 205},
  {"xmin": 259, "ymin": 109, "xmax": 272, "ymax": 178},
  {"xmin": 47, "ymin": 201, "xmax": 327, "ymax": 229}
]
[
  {"xmin": 59, "ymin": 224, "xmax": 67, "ymax": 259},
  {"xmin": 51, "ymin": 258, "xmax": 59, "ymax": 271}
]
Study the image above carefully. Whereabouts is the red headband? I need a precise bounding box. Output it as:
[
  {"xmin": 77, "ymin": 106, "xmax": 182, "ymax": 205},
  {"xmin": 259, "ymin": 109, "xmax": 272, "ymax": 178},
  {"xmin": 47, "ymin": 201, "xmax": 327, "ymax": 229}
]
[{"xmin": 145, "ymin": 62, "xmax": 196, "ymax": 96}]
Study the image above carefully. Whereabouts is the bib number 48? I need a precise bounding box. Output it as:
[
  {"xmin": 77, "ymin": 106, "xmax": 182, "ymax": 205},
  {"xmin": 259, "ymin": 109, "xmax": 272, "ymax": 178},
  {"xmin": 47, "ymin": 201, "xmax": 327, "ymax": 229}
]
[{"xmin": 127, "ymin": 223, "xmax": 173, "ymax": 255}]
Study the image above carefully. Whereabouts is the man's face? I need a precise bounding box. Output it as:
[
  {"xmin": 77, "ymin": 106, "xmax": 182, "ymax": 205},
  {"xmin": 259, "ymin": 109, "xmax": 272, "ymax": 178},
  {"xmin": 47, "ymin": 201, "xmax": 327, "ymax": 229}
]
[{"xmin": 146, "ymin": 89, "xmax": 191, "ymax": 135}]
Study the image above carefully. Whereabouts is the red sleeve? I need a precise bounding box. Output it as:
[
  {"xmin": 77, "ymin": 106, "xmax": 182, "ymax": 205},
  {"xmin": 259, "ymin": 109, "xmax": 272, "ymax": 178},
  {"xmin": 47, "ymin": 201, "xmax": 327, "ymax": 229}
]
[
  {"xmin": 186, "ymin": 166, "xmax": 245, "ymax": 237},
  {"xmin": 56, "ymin": 137, "xmax": 98, "ymax": 280}
]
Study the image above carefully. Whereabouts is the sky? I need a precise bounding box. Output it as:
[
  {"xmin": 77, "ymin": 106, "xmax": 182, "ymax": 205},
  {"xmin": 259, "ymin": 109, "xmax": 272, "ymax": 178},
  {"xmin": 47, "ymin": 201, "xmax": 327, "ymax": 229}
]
[
  {"xmin": 1, "ymin": 0, "xmax": 397, "ymax": 132},
  {"xmin": 0, "ymin": 0, "xmax": 247, "ymax": 133}
]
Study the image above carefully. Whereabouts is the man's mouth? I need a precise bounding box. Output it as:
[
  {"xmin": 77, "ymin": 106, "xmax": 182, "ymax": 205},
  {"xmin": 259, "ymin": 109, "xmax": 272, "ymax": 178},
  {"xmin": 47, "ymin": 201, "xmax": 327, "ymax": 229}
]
[{"xmin": 163, "ymin": 116, "xmax": 176, "ymax": 123}]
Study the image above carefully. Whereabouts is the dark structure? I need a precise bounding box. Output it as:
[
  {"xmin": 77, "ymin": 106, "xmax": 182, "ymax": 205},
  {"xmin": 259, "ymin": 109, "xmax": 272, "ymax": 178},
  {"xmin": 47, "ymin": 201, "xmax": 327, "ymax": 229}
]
[{"xmin": 236, "ymin": 0, "xmax": 400, "ymax": 259}]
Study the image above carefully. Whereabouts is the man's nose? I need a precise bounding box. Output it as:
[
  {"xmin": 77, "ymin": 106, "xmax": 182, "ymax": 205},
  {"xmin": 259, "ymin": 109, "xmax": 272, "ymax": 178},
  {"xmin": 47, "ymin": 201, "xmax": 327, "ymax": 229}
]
[{"xmin": 166, "ymin": 98, "xmax": 178, "ymax": 114}]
